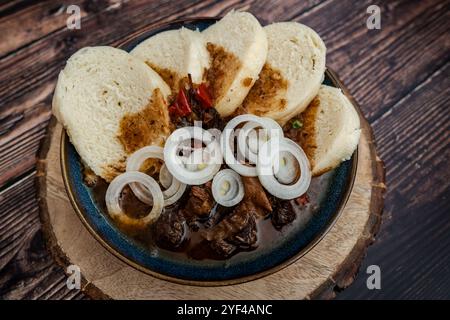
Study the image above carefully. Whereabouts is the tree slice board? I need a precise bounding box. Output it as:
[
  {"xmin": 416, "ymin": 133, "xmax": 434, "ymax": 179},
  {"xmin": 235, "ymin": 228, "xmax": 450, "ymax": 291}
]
[{"xmin": 37, "ymin": 97, "xmax": 385, "ymax": 300}]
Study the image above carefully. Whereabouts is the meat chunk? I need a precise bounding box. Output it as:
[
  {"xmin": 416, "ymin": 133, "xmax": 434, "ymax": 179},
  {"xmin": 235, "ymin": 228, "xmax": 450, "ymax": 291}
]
[
  {"xmin": 204, "ymin": 204, "xmax": 232, "ymax": 228},
  {"xmin": 202, "ymin": 177, "xmax": 271, "ymax": 257},
  {"xmin": 205, "ymin": 202, "xmax": 252, "ymax": 242},
  {"xmin": 241, "ymin": 176, "xmax": 272, "ymax": 216},
  {"xmin": 182, "ymin": 185, "xmax": 215, "ymax": 229},
  {"xmin": 271, "ymin": 200, "xmax": 296, "ymax": 229},
  {"xmin": 154, "ymin": 209, "xmax": 187, "ymax": 249},
  {"xmin": 210, "ymin": 239, "xmax": 236, "ymax": 257},
  {"xmin": 187, "ymin": 185, "xmax": 215, "ymax": 216},
  {"xmin": 205, "ymin": 199, "xmax": 260, "ymax": 257},
  {"xmin": 228, "ymin": 213, "xmax": 257, "ymax": 248}
]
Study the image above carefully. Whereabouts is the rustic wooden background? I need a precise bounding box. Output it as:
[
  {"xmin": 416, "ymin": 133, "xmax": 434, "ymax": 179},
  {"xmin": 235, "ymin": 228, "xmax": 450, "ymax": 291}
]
[{"xmin": 0, "ymin": 0, "xmax": 448, "ymax": 300}]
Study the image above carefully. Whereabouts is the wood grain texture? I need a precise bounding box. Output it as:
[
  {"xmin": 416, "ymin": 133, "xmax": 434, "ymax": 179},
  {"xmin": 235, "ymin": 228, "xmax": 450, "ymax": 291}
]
[
  {"xmin": 0, "ymin": 0, "xmax": 449, "ymax": 299},
  {"xmin": 0, "ymin": 0, "xmax": 86, "ymax": 57},
  {"xmin": 337, "ymin": 63, "xmax": 450, "ymax": 300},
  {"xmin": 0, "ymin": 171, "xmax": 85, "ymax": 299}
]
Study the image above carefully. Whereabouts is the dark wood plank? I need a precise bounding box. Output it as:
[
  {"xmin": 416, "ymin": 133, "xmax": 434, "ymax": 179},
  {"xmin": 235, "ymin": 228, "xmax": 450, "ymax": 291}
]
[
  {"xmin": 0, "ymin": 0, "xmax": 36, "ymax": 17},
  {"xmin": 0, "ymin": 101, "xmax": 51, "ymax": 188},
  {"xmin": 246, "ymin": 0, "xmax": 325, "ymax": 24},
  {"xmin": 337, "ymin": 63, "xmax": 450, "ymax": 299},
  {"xmin": 0, "ymin": 0, "xmax": 91, "ymax": 57},
  {"xmin": 0, "ymin": 172, "xmax": 84, "ymax": 300}
]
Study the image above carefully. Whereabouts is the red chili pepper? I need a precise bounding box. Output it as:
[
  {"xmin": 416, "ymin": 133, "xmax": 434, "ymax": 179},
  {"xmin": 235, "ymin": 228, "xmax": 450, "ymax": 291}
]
[
  {"xmin": 176, "ymin": 89, "xmax": 192, "ymax": 116},
  {"xmin": 195, "ymin": 83, "xmax": 213, "ymax": 109},
  {"xmin": 168, "ymin": 102, "xmax": 179, "ymax": 116},
  {"xmin": 168, "ymin": 89, "xmax": 192, "ymax": 117},
  {"xmin": 295, "ymin": 194, "xmax": 309, "ymax": 206}
]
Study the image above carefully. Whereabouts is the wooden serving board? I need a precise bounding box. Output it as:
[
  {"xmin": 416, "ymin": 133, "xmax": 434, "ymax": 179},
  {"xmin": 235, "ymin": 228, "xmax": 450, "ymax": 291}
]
[{"xmin": 37, "ymin": 99, "xmax": 385, "ymax": 300}]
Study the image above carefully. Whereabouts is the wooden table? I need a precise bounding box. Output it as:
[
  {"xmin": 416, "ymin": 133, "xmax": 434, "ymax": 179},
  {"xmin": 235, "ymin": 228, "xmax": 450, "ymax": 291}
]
[{"xmin": 0, "ymin": 0, "xmax": 448, "ymax": 300}]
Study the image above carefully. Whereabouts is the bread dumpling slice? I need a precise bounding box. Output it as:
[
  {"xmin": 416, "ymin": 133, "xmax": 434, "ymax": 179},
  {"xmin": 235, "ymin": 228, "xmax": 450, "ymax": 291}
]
[
  {"xmin": 297, "ymin": 85, "xmax": 360, "ymax": 176},
  {"xmin": 242, "ymin": 22, "xmax": 326, "ymax": 125},
  {"xmin": 202, "ymin": 11, "xmax": 268, "ymax": 117},
  {"xmin": 130, "ymin": 28, "xmax": 210, "ymax": 94},
  {"xmin": 52, "ymin": 46, "xmax": 172, "ymax": 182}
]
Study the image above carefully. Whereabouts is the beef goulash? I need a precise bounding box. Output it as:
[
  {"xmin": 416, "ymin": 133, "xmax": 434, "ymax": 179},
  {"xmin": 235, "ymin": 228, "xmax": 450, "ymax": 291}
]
[{"xmin": 52, "ymin": 11, "xmax": 360, "ymax": 260}]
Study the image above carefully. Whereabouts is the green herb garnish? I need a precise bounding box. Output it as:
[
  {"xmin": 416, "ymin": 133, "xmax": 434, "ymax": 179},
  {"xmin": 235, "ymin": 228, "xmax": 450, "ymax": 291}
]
[{"xmin": 292, "ymin": 119, "xmax": 303, "ymax": 129}]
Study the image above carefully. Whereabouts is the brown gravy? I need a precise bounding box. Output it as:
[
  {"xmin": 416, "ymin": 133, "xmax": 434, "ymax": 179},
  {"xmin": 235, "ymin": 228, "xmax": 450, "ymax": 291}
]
[
  {"xmin": 117, "ymin": 88, "xmax": 171, "ymax": 155},
  {"xmin": 89, "ymin": 82, "xmax": 329, "ymax": 261},
  {"xmin": 241, "ymin": 63, "xmax": 288, "ymax": 116},
  {"xmin": 205, "ymin": 43, "xmax": 242, "ymax": 105},
  {"xmin": 88, "ymin": 171, "xmax": 329, "ymax": 261}
]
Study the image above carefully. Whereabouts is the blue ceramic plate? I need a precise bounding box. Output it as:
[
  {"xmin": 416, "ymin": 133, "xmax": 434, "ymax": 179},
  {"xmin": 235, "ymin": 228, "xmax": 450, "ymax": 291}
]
[{"xmin": 61, "ymin": 18, "xmax": 358, "ymax": 286}]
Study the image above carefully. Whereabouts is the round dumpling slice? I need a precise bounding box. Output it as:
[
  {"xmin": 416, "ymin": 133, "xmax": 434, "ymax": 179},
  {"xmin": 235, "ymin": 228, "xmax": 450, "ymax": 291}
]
[{"xmin": 53, "ymin": 46, "xmax": 171, "ymax": 181}]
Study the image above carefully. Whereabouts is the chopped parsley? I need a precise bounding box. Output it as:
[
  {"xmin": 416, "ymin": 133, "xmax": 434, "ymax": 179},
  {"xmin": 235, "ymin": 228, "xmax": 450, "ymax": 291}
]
[{"xmin": 292, "ymin": 119, "xmax": 303, "ymax": 129}]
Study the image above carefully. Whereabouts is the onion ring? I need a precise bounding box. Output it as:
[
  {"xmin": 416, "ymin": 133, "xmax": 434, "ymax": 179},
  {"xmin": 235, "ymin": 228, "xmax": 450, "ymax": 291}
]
[
  {"xmin": 164, "ymin": 126, "xmax": 222, "ymax": 185},
  {"xmin": 126, "ymin": 146, "xmax": 186, "ymax": 206},
  {"xmin": 237, "ymin": 118, "xmax": 282, "ymax": 164},
  {"xmin": 159, "ymin": 164, "xmax": 172, "ymax": 189},
  {"xmin": 257, "ymin": 138, "xmax": 311, "ymax": 199},
  {"xmin": 212, "ymin": 169, "xmax": 244, "ymax": 207},
  {"xmin": 274, "ymin": 151, "xmax": 298, "ymax": 185},
  {"xmin": 105, "ymin": 171, "xmax": 164, "ymax": 226},
  {"xmin": 221, "ymin": 114, "xmax": 283, "ymax": 176}
]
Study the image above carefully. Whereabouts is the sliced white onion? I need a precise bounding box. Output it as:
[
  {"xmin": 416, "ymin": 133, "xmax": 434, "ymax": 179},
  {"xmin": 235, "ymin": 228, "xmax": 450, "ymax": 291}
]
[
  {"xmin": 126, "ymin": 146, "xmax": 186, "ymax": 206},
  {"xmin": 212, "ymin": 169, "xmax": 244, "ymax": 207},
  {"xmin": 274, "ymin": 151, "xmax": 298, "ymax": 184},
  {"xmin": 105, "ymin": 171, "xmax": 164, "ymax": 226},
  {"xmin": 164, "ymin": 126, "xmax": 222, "ymax": 185},
  {"xmin": 162, "ymin": 183, "xmax": 187, "ymax": 206},
  {"xmin": 237, "ymin": 118, "xmax": 283, "ymax": 164},
  {"xmin": 159, "ymin": 164, "xmax": 172, "ymax": 189},
  {"xmin": 221, "ymin": 114, "xmax": 283, "ymax": 177},
  {"xmin": 257, "ymin": 138, "xmax": 311, "ymax": 200},
  {"xmin": 184, "ymin": 148, "xmax": 209, "ymax": 172},
  {"xmin": 237, "ymin": 121, "xmax": 261, "ymax": 164}
]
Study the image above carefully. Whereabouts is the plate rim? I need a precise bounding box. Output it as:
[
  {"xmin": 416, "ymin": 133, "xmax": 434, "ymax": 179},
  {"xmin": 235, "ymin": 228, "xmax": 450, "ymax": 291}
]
[{"xmin": 60, "ymin": 18, "xmax": 359, "ymax": 287}]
